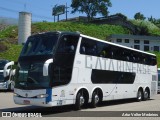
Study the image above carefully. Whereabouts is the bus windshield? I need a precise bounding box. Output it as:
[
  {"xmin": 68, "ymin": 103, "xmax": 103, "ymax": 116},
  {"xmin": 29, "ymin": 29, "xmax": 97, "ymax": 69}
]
[
  {"xmin": 15, "ymin": 62, "xmax": 51, "ymax": 89},
  {"xmin": 21, "ymin": 33, "xmax": 59, "ymax": 56},
  {"xmin": 0, "ymin": 72, "xmax": 4, "ymax": 82},
  {"xmin": 0, "ymin": 60, "xmax": 9, "ymax": 70}
]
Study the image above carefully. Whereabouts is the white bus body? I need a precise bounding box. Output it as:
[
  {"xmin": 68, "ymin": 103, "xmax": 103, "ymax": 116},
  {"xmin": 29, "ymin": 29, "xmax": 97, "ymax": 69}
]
[
  {"xmin": 0, "ymin": 60, "xmax": 15, "ymax": 90},
  {"xmin": 14, "ymin": 32, "xmax": 157, "ymax": 109}
]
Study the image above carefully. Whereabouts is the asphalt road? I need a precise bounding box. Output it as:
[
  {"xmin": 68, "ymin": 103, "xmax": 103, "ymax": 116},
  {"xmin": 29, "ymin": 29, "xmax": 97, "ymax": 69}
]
[{"xmin": 0, "ymin": 91, "xmax": 160, "ymax": 120}]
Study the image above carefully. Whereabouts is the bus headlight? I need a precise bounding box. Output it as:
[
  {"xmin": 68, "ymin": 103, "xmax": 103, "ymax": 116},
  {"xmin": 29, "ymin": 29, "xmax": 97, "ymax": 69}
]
[
  {"xmin": 14, "ymin": 93, "xmax": 20, "ymax": 97},
  {"xmin": 36, "ymin": 94, "xmax": 48, "ymax": 98}
]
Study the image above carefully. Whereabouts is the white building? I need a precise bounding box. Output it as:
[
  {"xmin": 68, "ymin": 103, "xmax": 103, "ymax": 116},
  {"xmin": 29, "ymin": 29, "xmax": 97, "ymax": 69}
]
[{"xmin": 108, "ymin": 34, "xmax": 160, "ymax": 52}]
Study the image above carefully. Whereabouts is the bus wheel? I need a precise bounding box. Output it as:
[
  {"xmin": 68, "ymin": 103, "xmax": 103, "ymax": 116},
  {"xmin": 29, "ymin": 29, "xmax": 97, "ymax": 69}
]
[
  {"xmin": 91, "ymin": 91, "xmax": 100, "ymax": 108},
  {"xmin": 143, "ymin": 89, "xmax": 149, "ymax": 101},
  {"xmin": 137, "ymin": 89, "xmax": 143, "ymax": 102},
  {"xmin": 8, "ymin": 84, "xmax": 11, "ymax": 91},
  {"xmin": 75, "ymin": 92, "xmax": 85, "ymax": 110}
]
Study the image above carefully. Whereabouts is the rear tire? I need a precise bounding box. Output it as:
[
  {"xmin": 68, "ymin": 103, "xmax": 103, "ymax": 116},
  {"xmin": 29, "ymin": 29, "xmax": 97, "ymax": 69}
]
[
  {"xmin": 143, "ymin": 90, "xmax": 149, "ymax": 101},
  {"xmin": 91, "ymin": 91, "xmax": 100, "ymax": 108},
  {"xmin": 137, "ymin": 89, "xmax": 143, "ymax": 102}
]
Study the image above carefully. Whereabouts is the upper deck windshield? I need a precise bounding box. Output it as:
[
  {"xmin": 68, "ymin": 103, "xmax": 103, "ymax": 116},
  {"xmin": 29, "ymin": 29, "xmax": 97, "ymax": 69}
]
[{"xmin": 21, "ymin": 33, "xmax": 59, "ymax": 56}]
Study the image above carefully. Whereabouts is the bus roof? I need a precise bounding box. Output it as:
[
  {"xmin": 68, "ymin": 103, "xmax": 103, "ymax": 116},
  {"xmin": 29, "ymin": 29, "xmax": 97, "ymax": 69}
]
[{"xmin": 80, "ymin": 34, "xmax": 156, "ymax": 57}]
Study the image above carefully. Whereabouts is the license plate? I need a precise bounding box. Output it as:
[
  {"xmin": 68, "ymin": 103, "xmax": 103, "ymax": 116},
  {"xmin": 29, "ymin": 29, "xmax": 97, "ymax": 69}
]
[{"xmin": 23, "ymin": 100, "xmax": 30, "ymax": 104}]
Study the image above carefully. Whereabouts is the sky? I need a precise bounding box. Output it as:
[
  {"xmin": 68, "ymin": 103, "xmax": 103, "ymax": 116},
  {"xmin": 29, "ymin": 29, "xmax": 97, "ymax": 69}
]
[{"xmin": 0, "ymin": 0, "xmax": 160, "ymax": 22}]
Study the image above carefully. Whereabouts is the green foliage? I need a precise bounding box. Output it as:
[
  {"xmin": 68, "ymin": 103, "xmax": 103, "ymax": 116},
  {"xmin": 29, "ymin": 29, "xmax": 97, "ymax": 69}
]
[
  {"xmin": 71, "ymin": 0, "xmax": 112, "ymax": 21},
  {"xmin": 31, "ymin": 22, "xmax": 129, "ymax": 40},
  {"xmin": 0, "ymin": 26, "xmax": 18, "ymax": 39},
  {"xmin": 0, "ymin": 41, "xmax": 22, "ymax": 61},
  {"xmin": 134, "ymin": 12, "xmax": 146, "ymax": 20},
  {"xmin": 1, "ymin": 21, "xmax": 160, "ymax": 66},
  {"xmin": 150, "ymin": 52, "xmax": 160, "ymax": 67},
  {"xmin": 130, "ymin": 19, "xmax": 160, "ymax": 36},
  {"xmin": 0, "ymin": 22, "xmax": 129, "ymax": 61}
]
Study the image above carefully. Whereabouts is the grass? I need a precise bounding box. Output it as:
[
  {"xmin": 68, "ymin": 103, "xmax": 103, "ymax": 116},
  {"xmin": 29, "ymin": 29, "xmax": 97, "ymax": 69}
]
[
  {"xmin": 31, "ymin": 22, "xmax": 130, "ymax": 40},
  {"xmin": 0, "ymin": 21, "xmax": 160, "ymax": 67},
  {"xmin": 0, "ymin": 41, "xmax": 22, "ymax": 61},
  {"xmin": 0, "ymin": 22, "xmax": 129, "ymax": 61},
  {"xmin": 130, "ymin": 19, "xmax": 160, "ymax": 36},
  {"xmin": 152, "ymin": 52, "xmax": 160, "ymax": 67}
]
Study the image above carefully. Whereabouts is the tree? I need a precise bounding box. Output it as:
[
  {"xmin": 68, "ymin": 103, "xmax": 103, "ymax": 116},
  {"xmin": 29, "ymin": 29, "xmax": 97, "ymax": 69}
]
[
  {"xmin": 115, "ymin": 13, "xmax": 127, "ymax": 20},
  {"xmin": 148, "ymin": 16, "xmax": 156, "ymax": 23},
  {"xmin": 134, "ymin": 12, "xmax": 146, "ymax": 20},
  {"xmin": 71, "ymin": 0, "xmax": 112, "ymax": 21}
]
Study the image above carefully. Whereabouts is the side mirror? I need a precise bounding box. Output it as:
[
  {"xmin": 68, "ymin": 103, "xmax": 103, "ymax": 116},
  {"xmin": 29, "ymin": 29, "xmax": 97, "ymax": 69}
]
[
  {"xmin": 3, "ymin": 61, "xmax": 14, "ymax": 77},
  {"xmin": 43, "ymin": 59, "xmax": 53, "ymax": 76}
]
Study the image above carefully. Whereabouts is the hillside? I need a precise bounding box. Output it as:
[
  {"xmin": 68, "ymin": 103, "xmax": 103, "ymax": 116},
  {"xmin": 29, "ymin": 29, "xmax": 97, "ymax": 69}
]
[
  {"xmin": 0, "ymin": 22, "xmax": 129, "ymax": 61},
  {"xmin": 0, "ymin": 17, "xmax": 18, "ymax": 25},
  {"xmin": 0, "ymin": 21, "xmax": 160, "ymax": 67}
]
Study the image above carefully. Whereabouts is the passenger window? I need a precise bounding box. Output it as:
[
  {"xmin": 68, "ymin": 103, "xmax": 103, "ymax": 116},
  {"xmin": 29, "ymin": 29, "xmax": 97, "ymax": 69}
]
[
  {"xmin": 57, "ymin": 35, "xmax": 79, "ymax": 54},
  {"xmin": 80, "ymin": 38, "xmax": 97, "ymax": 56}
]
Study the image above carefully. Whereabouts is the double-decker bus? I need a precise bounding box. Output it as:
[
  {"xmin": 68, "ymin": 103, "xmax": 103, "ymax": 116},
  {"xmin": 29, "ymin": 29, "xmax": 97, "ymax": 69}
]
[
  {"xmin": 13, "ymin": 31, "xmax": 157, "ymax": 109},
  {"xmin": 0, "ymin": 59, "xmax": 14, "ymax": 90}
]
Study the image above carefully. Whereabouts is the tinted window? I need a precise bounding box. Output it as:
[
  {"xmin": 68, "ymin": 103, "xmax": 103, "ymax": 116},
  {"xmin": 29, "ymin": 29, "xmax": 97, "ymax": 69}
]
[
  {"xmin": 80, "ymin": 37, "xmax": 157, "ymax": 66},
  {"xmin": 117, "ymin": 39, "xmax": 122, "ymax": 43},
  {"xmin": 0, "ymin": 60, "xmax": 9, "ymax": 70},
  {"xmin": 51, "ymin": 35, "xmax": 79, "ymax": 87},
  {"xmin": 91, "ymin": 69, "xmax": 135, "ymax": 84},
  {"xmin": 134, "ymin": 40, "xmax": 140, "ymax": 43},
  {"xmin": 154, "ymin": 46, "xmax": 159, "ymax": 52},
  {"xmin": 0, "ymin": 72, "xmax": 4, "ymax": 81},
  {"xmin": 80, "ymin": 38, "xmax": 97, "ymax": 56},
  {"xmin": 144, "ymin": 46, "xmax": 149, "ymax": 51},
  {"xmin": 21, "ymin": 33, "xmax": 58, "ymax": 56},
  {"xmin": 57, "ymin": 35, "xmax": 79, "ymax": 54},
  {"xmin": 144, "ymin": 40, "xmax": 149, "ymax": 44},
  {"xmin": 125, "ymin": 39, "xmax": 129, "ymax": 43}
]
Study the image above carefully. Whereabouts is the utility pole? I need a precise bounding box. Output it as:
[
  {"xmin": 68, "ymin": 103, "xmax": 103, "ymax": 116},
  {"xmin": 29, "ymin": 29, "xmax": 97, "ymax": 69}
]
[
  {"xmin": 65, "ymin": 3, "xmax": 69, "ymax": 21},
  {"xmin": 54, "ymin": 16, "xmax": 55, "ymax": 22},
  {"xmin": 57, "ymin": 15, "xmax": 59, "ymax": 22}
]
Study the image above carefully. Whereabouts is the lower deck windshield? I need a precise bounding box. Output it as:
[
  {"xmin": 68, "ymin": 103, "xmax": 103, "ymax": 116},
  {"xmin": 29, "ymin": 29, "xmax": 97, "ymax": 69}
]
[
  {"xmin": 15, "ymin": 62, "xmax": 50, "ymax": 89},
  {"xmin": 0, "ymin": 72, "xmax": 5, "ymax": 82}
]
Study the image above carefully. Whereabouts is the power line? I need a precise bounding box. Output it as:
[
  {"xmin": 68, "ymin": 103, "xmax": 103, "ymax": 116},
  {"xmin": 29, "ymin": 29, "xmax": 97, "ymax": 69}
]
[
  {"xmin": 0, "ymin": 6, "xmax": 53, "ymax": 21},
  {"xmin": 0, "ymin": 6, "xmax": 19, "ymax": 13},
  {"xmin": 1, "ymin": 0, "xmax": 51, "ymax": 12}
]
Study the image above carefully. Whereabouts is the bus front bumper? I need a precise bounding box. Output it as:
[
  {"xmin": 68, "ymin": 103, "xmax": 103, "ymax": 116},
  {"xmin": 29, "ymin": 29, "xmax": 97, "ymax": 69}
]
[{"xmin": 13, "ymin": 96, "xmax": 55, "ymax": 107}]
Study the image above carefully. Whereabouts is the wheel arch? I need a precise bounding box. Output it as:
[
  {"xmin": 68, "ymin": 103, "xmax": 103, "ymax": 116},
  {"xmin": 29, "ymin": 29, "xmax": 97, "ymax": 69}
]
[
  {"xmin": 74, "ymin": 87, "xmax": 89, "ymax": 104},
  {"xmin": 90, "ymin": 86, "xmax": 103, "ymax": 103}
]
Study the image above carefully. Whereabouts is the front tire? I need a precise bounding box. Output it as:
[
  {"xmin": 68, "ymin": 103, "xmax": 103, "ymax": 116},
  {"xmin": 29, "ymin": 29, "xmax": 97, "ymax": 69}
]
[
  {"xmin": 8, "ymin": 84, "xmax": 12, "ymax": 91},
  {"xmin": 75, "ymin": 92, "xmax": 85, "ymax": 110}
]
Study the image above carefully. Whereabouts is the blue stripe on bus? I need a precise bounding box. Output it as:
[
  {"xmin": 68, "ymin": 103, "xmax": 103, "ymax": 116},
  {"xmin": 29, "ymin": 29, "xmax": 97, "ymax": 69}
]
[{"xmin": 46, "ymin": 88, "xmax": 52, "ymax": 103}]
